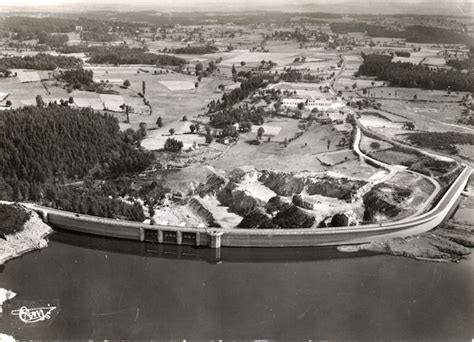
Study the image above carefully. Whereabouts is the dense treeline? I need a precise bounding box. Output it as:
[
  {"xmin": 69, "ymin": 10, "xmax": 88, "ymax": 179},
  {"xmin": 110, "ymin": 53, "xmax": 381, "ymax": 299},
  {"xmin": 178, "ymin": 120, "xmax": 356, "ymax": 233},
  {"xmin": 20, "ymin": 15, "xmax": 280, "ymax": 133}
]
[
  {"xmin": 88, "ymin": 47, "xmax": 186, "ymax": 66},
  {"xmin": 207, "ymin": 74, "xmax": 270, "ymax": 114},
  {"xmin": 358, "ymin": 53, "xmax": 474, "ymax": 92},
  {"xmin": 269, "ymin": 30, "xmax": 308, "ymax": 43},
  {"xmin": 210, "ymin": 107, "xmax": 265, "ymax": 128},
  {"xmin": 447, "ymin": 57, "xmax": 474, "ymax": 71},
  {"xmin": 173, "ymin": 46, "xmax": 219, "ymax": 54},
  {"xmin": 0, "ymin": 106, "xmax": 154, "ymax": 220},
  {"xmin": 3, "ymin": 16, "xmax": 76, "ymax": 40},
  {"xmin": 402, "ymin": 25, "xmax": 472, "ymax": 45},
  {"xmin": 330, "ymin": 22, "xmax": 403, "ymax": 37},
  {"xmin": 57, "ymin": 45, "xmax": 92, "ymax": 54},
  {"xmin": 279, "ymin": 69, "xmax": 320, "ymax": 83},
  {"xmin": 42, "ymin": 184, "xmax": 146, "ymax": 221},
  {"xmin": 394, "ymin": 51, "xmax": 410, "ymax": 57},
  {"xmin": 2, "ymin": 16, "xmax": 146, "ymax": 42},
  {"xmin": 38, "ymin": 33, "xmax": 69, "ymax": 48},
  {"xmin": 330, "ymin": 23, "xmax": 473, "ymax": 46},
  {"xmin": 108, "ymin": 11, "xmax": 340, "ymax": 26},
  {"xmin": 0, "ymin": 53, "xmax": 82, "ymax": 70},
  {"xmin": 59, "ymin": 68, "xmax": 94, "ymax": 89},
  {"xmin": 0, "ymin": 203, "xmax": 32, "ymax": 235},
  {"xmin": 404, "ymin": 132, "xmax": 474, "ymax": 154}
]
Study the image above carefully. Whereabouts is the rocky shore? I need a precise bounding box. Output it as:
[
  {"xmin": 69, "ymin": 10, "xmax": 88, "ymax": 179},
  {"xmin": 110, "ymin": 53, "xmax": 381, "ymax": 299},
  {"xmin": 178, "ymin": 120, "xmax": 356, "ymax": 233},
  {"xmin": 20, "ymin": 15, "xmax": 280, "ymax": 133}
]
[
  {"xmin": 0, "ymin": 204, "xmax": 52, "ymax": 266},
  {"xmin": 338, "ymin": 231, "xmax": 471, "ymax": 262}
]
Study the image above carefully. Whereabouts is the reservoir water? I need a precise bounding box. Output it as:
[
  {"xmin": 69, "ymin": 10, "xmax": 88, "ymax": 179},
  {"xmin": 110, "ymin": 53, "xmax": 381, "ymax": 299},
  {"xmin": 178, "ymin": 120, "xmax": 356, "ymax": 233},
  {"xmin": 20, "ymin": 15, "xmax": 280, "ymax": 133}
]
[{"xmin": 1, "ymin": 231, "xmax": 473, "ymax": 339}]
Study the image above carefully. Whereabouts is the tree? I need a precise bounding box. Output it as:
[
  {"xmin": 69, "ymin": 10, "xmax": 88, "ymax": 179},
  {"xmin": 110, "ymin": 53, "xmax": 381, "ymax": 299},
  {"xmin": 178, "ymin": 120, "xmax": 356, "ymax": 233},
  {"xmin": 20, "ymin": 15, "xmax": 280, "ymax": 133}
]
[
  {"xmin": 169, "ymin": 128, "xmax": 175, "ymax": 135},
  {"xmin": 223, "ymin": 125, "xmax": 239, "ymax": 138},
  {"xmin": 190, "ymin": 124, "xmax": 196, "ymax": 133},
  {"xmin": 156, "ymin": 116, "xmax": 163, "ymax": 128},
  {"xmin": 5, "ymin": 100, "xmax": 12, "ymax": 107},
  {"xmin": 327, "ymin": 139, "xmax": 331, "ymax": 150},
  {"xmin": 182, "ymin": 115, "xmax": 188, "ymax": 121},
  {"xmin": 370, "ymin": 141, "xmax": 381, "ymax": 149},
  {"xmin": 208, "ymin": 61, "xmax": 217, "ymax": 73},
  {"xmin": 231, "ymin": 64, "xmax": 237, "ymax": 75},
  {"xmin": 195, "ymin": 62, "xmax": 203, "ymax": 75},
  {"xmin": 413, "ymin": 94, "xmax": 418, "ymax": 100},
  {"xmin": 297, "ymin": 102, "xmax": 305, "ymax": 110},
  {"xmin": 240, "ymin": 61, "xmax": 246, "ymax": 66},
  {"xmin": 123, "ymin": 79, "xmax": 130, "ymax": 87},
  {"xmin": 257, "ymin": 126, "xmax": 265, "ymax": 140},
  {"xmin": 164, "ymin": 137, "xmax": 183, "ymax": 152},
  {"xmin": 35, "ymin": 95, "xmax": 44, "ymax": 108},
  {"xmin": 403, "ymin": 122, "xmax": 415, "ymax": 130},
  {"xmin": 125, "ymin": 105, "xmax": 130, "ymax": 123},
  {"xmin": 69, "ymin": 96, "xmax": 74, "ymax": 104},
  {"xmin": 142, "ymin": 81, "xmax": 146, "ymax": 97},
  {"xmin": 239, "ymin": 121, "xmax": 252, "ymax": 133},
  {"xmin": 205, "ymin": 134, "xmax": 213, "ymax": 144}
]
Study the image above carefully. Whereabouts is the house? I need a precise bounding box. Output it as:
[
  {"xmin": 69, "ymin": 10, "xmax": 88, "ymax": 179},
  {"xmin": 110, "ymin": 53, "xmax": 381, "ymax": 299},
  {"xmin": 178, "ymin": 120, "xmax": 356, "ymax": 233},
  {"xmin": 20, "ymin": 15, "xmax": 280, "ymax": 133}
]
[{"xmin": 282, "ymin": 96, "xmax": 343, "ymax": 112}]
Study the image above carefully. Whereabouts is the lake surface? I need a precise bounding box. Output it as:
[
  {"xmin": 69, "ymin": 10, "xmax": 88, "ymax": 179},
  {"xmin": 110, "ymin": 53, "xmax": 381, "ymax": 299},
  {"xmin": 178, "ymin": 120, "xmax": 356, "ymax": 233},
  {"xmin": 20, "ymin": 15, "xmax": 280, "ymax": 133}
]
[{"xmin": 1, "ymin": 231, "xmax": 473, "ymax": 339}]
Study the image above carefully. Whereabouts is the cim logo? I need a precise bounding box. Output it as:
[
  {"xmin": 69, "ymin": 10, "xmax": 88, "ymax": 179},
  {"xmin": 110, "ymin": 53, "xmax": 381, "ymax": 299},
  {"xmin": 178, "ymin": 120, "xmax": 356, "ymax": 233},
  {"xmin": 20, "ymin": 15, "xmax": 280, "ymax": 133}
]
[
  {"xmin": 4, "ymin": 299, "xmax": 60, "ymax": 327},
  {"xmin": 11, "ymin": 305, "xmax": 56, "ymax": 324}
]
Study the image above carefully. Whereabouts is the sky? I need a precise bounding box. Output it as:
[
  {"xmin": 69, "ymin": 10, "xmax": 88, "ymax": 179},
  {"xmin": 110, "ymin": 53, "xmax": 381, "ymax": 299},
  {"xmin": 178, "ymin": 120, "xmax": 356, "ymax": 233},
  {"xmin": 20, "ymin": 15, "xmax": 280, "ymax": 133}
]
[
  {"xmin": 0, "ymin": 0, "xmax": 472, "ymax": 16},
  {"xmin": 0, "ymin": 0, "xmax": 440, "ymax": 7}
]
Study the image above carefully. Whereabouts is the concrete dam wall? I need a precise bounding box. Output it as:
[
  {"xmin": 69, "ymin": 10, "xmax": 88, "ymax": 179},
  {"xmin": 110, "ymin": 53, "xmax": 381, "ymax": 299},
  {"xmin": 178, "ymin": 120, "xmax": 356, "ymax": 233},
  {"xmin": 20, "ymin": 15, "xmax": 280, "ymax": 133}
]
[{"xmin": 25, "ymin": 165, "xmax": 471, "ymax": 249}]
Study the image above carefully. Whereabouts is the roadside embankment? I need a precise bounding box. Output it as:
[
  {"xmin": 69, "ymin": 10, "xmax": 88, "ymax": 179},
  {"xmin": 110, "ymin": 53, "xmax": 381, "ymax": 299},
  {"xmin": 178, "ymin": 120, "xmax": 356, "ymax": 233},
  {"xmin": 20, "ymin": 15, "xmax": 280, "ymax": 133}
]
[
  {"xmin": 0, "ymin": 203, "xmax": 52, "ymax": 266},
  {"xmin": 338, "ymin": 193, "xmax": 474, "ymax": 262}
]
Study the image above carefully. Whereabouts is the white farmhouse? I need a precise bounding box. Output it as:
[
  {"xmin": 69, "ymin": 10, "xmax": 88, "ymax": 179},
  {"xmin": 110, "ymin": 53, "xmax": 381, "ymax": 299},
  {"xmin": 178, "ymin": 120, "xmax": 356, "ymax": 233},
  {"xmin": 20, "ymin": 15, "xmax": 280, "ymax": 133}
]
[{"xmin": 282, "ymin": 96, "xmax": 343, "ymax": 112}]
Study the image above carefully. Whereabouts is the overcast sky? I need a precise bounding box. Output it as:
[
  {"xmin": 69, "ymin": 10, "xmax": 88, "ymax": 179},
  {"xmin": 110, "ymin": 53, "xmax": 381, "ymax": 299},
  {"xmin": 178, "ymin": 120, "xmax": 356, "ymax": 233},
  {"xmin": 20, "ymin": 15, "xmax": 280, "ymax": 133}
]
[
  {"xmin": 1, "ymin": 0, "xmax": 472, "ymax": 16},
  {"xmin": 0, "ymin": 0, "xmax": 444, "ymax": 7}
]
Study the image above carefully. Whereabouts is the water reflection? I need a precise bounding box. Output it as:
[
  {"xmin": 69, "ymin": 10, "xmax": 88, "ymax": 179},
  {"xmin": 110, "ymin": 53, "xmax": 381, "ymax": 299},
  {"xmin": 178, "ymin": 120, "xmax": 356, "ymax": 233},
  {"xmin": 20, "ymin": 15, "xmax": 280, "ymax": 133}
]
[{"xmin": 50, "ymin": 229, "xmax": 380, "ymax": 264}]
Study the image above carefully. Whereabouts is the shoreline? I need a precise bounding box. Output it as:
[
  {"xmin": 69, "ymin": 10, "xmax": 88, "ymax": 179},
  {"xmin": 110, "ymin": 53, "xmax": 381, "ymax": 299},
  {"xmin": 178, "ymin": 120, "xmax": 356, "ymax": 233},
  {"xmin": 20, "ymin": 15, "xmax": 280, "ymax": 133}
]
[
  {"xmin": 0, "ymin": 206, "xmax": 53, "ymax": 266},
  {"xmin": 337, "ymin": 227, "xmax": 473, "ymax": 263}
]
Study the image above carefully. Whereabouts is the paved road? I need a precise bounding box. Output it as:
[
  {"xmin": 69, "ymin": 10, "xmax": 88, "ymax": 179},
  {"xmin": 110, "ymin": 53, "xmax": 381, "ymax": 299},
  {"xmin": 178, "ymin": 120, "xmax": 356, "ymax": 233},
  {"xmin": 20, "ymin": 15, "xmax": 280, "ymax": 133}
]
[{"xmin": 352, "ymin": 125, "xmax": 441, "ymax": 216}]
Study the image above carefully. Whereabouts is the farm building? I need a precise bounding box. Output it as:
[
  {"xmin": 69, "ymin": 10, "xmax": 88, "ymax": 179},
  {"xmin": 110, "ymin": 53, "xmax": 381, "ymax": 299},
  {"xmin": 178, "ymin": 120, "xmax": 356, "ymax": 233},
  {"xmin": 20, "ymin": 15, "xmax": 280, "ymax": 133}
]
[
  {"xmin": 16, "ymin": 71, "xmax": 41, "ymax": 83},
  {"xmin": 282, "ymin": 97, "xmax": 343, "ymax": 112}
]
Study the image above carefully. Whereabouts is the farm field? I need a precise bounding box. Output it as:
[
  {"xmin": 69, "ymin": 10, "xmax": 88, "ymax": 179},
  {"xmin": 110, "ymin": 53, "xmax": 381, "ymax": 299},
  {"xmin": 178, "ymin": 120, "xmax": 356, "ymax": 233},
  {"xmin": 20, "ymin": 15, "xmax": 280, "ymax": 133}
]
[{"xmin": 359, "ymin": 113, "xmax": 404, "ymax": 129}]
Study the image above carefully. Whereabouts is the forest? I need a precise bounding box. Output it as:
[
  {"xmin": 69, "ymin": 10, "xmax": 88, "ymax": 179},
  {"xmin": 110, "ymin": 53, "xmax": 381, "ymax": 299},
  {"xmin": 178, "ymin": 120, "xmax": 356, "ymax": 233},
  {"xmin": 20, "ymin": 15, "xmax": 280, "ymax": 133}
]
[
  {"xmin": 447, "ymin": 57, "xmax": 474, "ymax": 71},
  {"xmin": 279, "ymin": 68, "xmax": 320, "ymax": 83},
  {"xmin": 358, "ymin": 53, "xmax": 474, "ymax": 92},
  {"xmin": 1, "ymin": 16, "xmax": 147, "ymax": 42},
  {"xmin": 58, "ymin": 68, "xmax": 95, "ymax": 90},
  {"xmin": 330, "ymin": 23, "xmax": 473, "ymax": 47},
  {"xmin": 207, "ymin": 74, "xmax": 271, "ymax": 114},
  {"xmin": 173, "ymin": 46, "xmax": 219, "ymax": 54},
  {"xmin": 210, "ymin": 107, "xmax": 265, "ymax": 128},
  {"xmin": 2, "ymin": 16, "xmax": 76, "ymax": 40},
  {"xmin": 38, "ymin": 33, "xmax": 69, "ymax": 48},
  {"xmin": 0, "ymin": 53, "xmax": 82, "ymax": 70},
  {"xmin": 0, "ymin": 106, "xmax": 154, "ymax": 221},
  {"xmin": 88, "ymin": 47, "xmax": 186, "ymax": 66}
]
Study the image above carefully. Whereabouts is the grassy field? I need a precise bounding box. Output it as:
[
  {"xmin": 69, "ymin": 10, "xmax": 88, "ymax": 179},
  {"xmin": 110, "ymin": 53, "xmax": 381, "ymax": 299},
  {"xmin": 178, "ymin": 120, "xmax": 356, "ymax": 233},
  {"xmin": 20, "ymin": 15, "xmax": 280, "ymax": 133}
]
[{"xmin": 211, "ymin": 121, "xmax": 359, "ymax": 174}]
